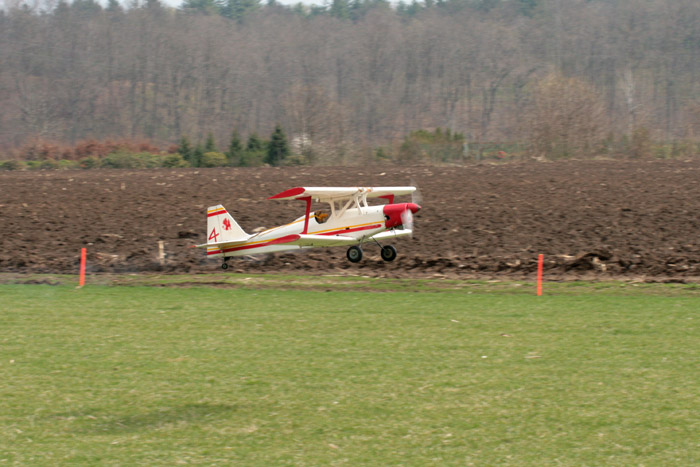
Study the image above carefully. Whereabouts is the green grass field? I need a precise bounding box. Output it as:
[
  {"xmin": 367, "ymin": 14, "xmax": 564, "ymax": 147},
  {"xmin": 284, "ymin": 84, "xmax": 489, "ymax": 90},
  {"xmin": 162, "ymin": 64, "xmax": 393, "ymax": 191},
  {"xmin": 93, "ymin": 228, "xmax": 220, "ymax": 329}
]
[{"xmin": 1, "ymin": 276, "xmax": 698, "ymax": 465}]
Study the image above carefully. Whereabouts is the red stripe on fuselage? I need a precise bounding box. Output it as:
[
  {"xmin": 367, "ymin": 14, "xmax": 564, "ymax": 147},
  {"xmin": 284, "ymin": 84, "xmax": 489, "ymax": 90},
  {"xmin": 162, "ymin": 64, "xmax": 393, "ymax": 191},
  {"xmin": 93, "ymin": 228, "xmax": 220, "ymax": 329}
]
[
  {"xmin": 318, "ymin": 224, "xmax": 383, "ymax": 236},
  {"xmin": 207, "ymin": 234, "xmax": 300, "ymax": 255},
  {"xmin": 207, "ymin": 223, "xmax": 382, "ymax": 256}
]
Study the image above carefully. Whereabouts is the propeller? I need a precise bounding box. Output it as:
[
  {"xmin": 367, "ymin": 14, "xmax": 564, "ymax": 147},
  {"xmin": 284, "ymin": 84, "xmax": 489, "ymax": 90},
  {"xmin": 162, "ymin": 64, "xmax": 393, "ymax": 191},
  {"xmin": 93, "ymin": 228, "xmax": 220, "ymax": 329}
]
[
  {"xmin": 400, "ymin": 208, "xmax": 414, "ymax": 236},
  {"xmin": 410, "ymin": 177, "xmax": 423, "ymax": 206},
  {"xmin": 402, "ymin": 178, "xmax": 422, "ymax": 237}
]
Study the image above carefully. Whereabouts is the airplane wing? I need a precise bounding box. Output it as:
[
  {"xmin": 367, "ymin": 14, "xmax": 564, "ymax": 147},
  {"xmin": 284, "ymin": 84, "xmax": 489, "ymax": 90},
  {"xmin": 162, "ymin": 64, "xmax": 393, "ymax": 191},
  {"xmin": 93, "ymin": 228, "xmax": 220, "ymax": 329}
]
[
  {"xmin": 287, "ymin": 234, "xmax": 359, "ymax": 247},
  {"xmin": 273, "ymin": 231, "xmax": 409, "ymax": 247},
  {"xmin": 196, "ymin": 234, "xmax": 358, "ymax": 250},
  {"xmin": 279, "ymin": 231, "xmax": 409, "ymax": 248},
  {"xmin": 269, "ymin": 186, "xmax": 416, "ymax": 202}
]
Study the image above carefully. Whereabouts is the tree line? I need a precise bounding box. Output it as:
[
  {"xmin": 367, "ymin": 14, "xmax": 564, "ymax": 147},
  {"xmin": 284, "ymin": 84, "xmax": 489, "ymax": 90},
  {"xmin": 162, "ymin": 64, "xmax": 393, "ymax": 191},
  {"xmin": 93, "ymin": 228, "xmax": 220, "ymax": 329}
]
[
  {"xmin": 0, "ymin": 125, "xmax": 294, "ymax": 169},
  {"xmin": 1, "ymin": 0, "xmax": 699, "ymax": 163}
]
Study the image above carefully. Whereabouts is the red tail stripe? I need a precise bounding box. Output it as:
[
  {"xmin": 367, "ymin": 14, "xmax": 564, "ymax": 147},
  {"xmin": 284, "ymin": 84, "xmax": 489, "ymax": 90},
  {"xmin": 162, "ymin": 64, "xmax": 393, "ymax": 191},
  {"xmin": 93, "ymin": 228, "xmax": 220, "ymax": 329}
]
[{"xmin": 207, "ymin": 210, "xmax": 227, "ymax": 217}]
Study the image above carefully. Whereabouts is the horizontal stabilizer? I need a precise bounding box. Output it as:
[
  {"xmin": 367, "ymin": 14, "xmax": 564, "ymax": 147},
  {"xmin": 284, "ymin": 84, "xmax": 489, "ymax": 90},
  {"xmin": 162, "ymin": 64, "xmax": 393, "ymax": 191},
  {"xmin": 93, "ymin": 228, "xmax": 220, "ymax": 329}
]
[
  {"xmin": 200, "ymin": 234, "xmax": 302, "ymax": 256},
  {"xmin": 195, "ymin": 238, "xmax": 250, "ymax": 249}
]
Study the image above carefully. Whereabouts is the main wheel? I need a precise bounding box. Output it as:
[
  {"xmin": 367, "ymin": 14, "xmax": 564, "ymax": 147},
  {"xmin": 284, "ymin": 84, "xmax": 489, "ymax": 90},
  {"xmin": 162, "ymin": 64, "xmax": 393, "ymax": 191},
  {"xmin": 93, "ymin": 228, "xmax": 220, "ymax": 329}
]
[
  {"xmin": 380, "ymin": 245, "xmax": 397, "ymax": 262},
  {"xmin": 346, "ymin": 246, "xmax": 363, "ymax": 263},
  {"xmin": 381, "ymin": 245, "xmax": 396, "ymax": 261},
  {"xmin": 221, "ymin": 262, "xmax": 229, "ymax": 270}
]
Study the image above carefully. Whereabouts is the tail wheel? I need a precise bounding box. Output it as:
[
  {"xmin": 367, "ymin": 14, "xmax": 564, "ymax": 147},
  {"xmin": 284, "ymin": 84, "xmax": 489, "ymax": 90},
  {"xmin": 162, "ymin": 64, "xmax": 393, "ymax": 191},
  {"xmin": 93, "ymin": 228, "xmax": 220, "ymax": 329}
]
[
  {"xmin": 221, "ymin": 262, "xmax": 229, "ymax": 270},
  {"xmin": 347, "ymin": 246, "xmax": 363, "ymax": 263},
  {"xmin": 380, "ymin": 245, "xmax": 397, "ymax": 262}
]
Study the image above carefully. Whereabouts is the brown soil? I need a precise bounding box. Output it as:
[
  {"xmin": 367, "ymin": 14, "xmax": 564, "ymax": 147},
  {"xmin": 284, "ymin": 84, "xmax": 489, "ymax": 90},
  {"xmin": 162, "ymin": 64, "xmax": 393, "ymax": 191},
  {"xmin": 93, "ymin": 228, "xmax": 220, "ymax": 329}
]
[{"xmin": 1, "ymin": 160, "xmax": 699, "ymax": 281}]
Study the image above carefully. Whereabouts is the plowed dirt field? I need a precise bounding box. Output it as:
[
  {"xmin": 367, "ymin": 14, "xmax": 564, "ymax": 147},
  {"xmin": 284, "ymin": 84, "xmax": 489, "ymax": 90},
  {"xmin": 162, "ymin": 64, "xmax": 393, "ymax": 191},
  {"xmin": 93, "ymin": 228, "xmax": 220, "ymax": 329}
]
[{"xmin": 2, "ymin": 160, "xmax": 699, "ymax": 280}]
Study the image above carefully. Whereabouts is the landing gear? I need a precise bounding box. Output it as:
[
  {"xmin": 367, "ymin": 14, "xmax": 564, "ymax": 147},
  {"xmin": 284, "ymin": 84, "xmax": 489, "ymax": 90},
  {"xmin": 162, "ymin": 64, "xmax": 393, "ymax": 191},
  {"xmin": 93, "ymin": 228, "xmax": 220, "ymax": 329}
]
[
  {"xmin": 346, "ymin": 243, "xmax": 398, "ymax": 263},
  {"xmin": 380, "ymin": 245, "xmax": 397, "ymax": 262},
  {"xmin": 373, "ymin": 237, "xmax": 397, "ymax": 262},
  {"xmin": 347, "ymin": 246, "xmax": 363, "ymax": 263},
  {"xmin": 221, "ymin": 257, "xmax": 230, "ymax": 270}
]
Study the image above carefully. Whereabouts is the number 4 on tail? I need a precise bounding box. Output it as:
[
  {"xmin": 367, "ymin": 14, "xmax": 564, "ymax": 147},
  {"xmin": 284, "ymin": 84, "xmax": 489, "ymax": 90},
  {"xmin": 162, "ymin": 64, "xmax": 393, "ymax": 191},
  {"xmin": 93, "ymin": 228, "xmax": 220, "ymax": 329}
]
[{"xmin": 209, "ymin": 228, "xmax": 219, "ymax": 242}]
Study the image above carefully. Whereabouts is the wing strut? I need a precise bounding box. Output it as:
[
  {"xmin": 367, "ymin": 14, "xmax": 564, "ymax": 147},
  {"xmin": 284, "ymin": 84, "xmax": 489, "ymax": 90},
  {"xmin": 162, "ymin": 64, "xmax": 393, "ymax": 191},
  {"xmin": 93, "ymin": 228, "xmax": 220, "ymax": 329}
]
[{"xmin": 301, "ymin": 196, "xmax": 312, "ymax": 234}]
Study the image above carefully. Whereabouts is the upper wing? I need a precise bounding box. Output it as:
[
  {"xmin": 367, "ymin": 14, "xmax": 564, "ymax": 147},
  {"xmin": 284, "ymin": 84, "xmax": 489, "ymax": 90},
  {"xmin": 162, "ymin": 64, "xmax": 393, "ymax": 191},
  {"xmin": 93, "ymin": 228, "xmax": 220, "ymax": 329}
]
[{"xmin": 268, "ymin": 186, "xmax": 416, "ymax": 202}]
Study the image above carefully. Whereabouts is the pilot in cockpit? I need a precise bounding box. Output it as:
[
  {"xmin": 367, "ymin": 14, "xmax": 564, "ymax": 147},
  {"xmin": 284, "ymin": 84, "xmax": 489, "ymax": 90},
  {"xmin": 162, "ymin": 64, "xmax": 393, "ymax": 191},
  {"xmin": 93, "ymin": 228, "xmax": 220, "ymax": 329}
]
[{"xmin": 314, "ymin": 210, "xmax": 329, "ymax": 224}]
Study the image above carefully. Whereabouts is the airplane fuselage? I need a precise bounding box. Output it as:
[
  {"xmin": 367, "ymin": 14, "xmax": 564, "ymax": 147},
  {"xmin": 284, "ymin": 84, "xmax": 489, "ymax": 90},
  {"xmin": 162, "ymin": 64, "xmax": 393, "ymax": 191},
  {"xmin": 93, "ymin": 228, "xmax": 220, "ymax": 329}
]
[
  {"xmin": 207, "ymin": 204, "xmax": 389, "ymax": 258},
  {"xmin": 199, "ymin": 186, "xmax": 421, "ymax": 266}
]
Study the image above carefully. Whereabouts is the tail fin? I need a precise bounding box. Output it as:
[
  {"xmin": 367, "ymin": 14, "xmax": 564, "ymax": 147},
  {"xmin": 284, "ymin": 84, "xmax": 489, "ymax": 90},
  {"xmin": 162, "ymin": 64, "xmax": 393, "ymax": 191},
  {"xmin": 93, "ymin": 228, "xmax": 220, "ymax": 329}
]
[{"xmin": 206, "ymin": 205, "xmax": 249, "ymax": 244}]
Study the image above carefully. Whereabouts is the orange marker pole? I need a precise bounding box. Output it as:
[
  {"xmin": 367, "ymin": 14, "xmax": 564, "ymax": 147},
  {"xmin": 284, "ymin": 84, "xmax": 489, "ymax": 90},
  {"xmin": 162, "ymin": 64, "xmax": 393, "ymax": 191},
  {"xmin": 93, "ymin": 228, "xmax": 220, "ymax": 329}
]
[
  {"xmin": 536, "ymin": 254, "xmax": 543, "ymax": 296},
  {"xmin": 79, "ymin": 248, "xmax": 86, "ymax": 288}
]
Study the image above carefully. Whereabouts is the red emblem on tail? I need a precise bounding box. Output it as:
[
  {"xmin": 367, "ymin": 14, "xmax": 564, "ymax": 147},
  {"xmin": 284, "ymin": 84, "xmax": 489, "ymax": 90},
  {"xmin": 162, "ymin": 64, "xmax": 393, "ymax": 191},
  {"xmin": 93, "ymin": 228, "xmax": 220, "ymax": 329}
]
[{"xmin": 223, "ymin": 218, "xmax": 231, "ymax": 231}]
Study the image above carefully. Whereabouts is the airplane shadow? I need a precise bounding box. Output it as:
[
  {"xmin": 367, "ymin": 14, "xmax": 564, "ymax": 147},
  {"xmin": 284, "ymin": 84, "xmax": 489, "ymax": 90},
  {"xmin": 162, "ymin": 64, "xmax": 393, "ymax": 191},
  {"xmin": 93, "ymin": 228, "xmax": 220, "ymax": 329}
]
[{"xmin": 48, "ymin": 403, "xmax": 238, "ymax": 435}]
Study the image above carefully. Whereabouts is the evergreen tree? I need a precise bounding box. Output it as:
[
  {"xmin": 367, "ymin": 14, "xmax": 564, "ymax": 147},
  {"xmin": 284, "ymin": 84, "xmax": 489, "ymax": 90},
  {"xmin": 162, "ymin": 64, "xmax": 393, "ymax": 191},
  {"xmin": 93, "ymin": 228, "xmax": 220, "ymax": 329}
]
[
  {"xmin": 516, "ymin": 0, "xmax": 537, "ymax": 16},
  {"xmin": 221, "ymin": 0, "xmax": 260, "ymax": 22},
  {"xmin": 405, "ymin": 0, "xmax": 421, "ymax": 16},
  {"xmin": 348, "ymin": 0, "xmax": 363, "ymax": 20},
  {"xmin": 106, "ymin": 0, "xmax": 123, "ymax": 13},
  {"xmin": 241, "ymin": 133, "xmax": 266, "ymax": 166},
  {"xmin": 396, "ymin": 1, "xmax": 408, "ymax": 15},
  {"xmin": 71, "ymin": 0, "xmax": 103, "ymax": 15},
  {"xmin": 308, "ymin": 4, "xmax": 327, "ymax": 16},
  {"xmin": 204, "ymin": 132, "xmax": 217, "ymax": 153},
  {"xmin": 145, "ymin": 0, "xmax": 163, "ymax": 10},
  {"xmin": 246, "ymin": 133, "xmax": 264, "ymax": 152},
  {"xmin": 226, "ymin": 130, "xmax": 244, "ymax": 166},
  {"xmin": 475, "ymin": 0, "xmax": 500, "ymax": 12},
  {"xmin": 180, "ymin": 0, "xmax": 222, "ymax": 15},
  {"xmin": 192, "ymin": 143, "xmax": 204, "ymax": 167},
  {"xmin": 53, "ymin": 0, "xmax": 71, "ymax": 18},
  {"xmin": 264, "ymin": 125, "xmax": 290, "ymax": 166},
  {"xmin": 330, "ymin": 0, "xmax": 350, "ymax": 19},
  {"xmin": 178, "ymin": 136, "xmax": 194, "ymax": 165}
]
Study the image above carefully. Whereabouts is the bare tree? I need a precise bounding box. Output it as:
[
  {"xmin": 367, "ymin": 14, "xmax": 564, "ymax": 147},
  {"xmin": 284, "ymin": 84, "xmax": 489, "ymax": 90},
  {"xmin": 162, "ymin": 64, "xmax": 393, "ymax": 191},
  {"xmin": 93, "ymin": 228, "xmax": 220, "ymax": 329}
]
[
  {"xmin": 526, "ymin": 72, "xmax": 607, "ymax": 159},
  {"xmin": 0, "ymin": 0, "xmax": 699, "ymax": 159}
]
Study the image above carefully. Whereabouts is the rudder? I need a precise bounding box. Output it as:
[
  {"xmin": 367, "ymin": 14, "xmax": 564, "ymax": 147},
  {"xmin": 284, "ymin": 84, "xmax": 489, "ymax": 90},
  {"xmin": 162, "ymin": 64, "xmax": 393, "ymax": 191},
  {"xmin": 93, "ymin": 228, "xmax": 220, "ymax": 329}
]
[{"xmin": 207, "ymin": 205, "xmax": 248, "ymax": 244}]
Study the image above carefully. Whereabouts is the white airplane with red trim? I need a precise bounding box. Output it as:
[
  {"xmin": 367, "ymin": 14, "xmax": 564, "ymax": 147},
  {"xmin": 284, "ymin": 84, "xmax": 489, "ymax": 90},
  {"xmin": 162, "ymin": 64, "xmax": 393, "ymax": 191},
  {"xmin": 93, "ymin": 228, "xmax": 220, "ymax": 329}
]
[{"xmin": 196, "ymin": 186, "xmax": 421, "ymax": 269}]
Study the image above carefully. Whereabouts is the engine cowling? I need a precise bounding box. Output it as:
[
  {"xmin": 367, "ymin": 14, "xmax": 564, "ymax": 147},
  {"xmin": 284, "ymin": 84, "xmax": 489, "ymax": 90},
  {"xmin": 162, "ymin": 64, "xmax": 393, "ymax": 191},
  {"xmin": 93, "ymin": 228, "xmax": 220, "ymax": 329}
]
[{"xmin": 383, "ymin": 203, "xmax": 421, "ymax": 229}]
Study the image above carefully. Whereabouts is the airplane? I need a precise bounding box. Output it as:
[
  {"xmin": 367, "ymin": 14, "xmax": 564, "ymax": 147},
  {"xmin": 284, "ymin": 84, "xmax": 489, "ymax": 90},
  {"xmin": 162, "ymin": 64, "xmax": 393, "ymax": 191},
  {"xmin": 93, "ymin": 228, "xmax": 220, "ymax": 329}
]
[{"xmin": 196, "ymin": 186, "xmax": 421, "ymax": 269}]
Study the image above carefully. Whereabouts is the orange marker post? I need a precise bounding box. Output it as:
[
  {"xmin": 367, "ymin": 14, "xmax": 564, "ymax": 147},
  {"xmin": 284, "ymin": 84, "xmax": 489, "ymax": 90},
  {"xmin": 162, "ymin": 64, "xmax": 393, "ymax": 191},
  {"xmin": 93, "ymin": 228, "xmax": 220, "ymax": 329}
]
[
  {"xmin": 79, "ymin": 247, "xmax": 86, "ymax": 287},
  {"xmin": 536, "ymin": 254, "xmax": 544, "ymax": 296}
]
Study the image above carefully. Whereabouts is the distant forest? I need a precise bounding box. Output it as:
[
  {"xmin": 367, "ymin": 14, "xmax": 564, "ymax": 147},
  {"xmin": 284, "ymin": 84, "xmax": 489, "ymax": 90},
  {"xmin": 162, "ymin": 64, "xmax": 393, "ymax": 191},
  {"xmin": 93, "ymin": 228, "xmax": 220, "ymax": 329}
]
[{"xmin": 1, "ymin": 0, "xmax": 699, "ymax": 162}]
